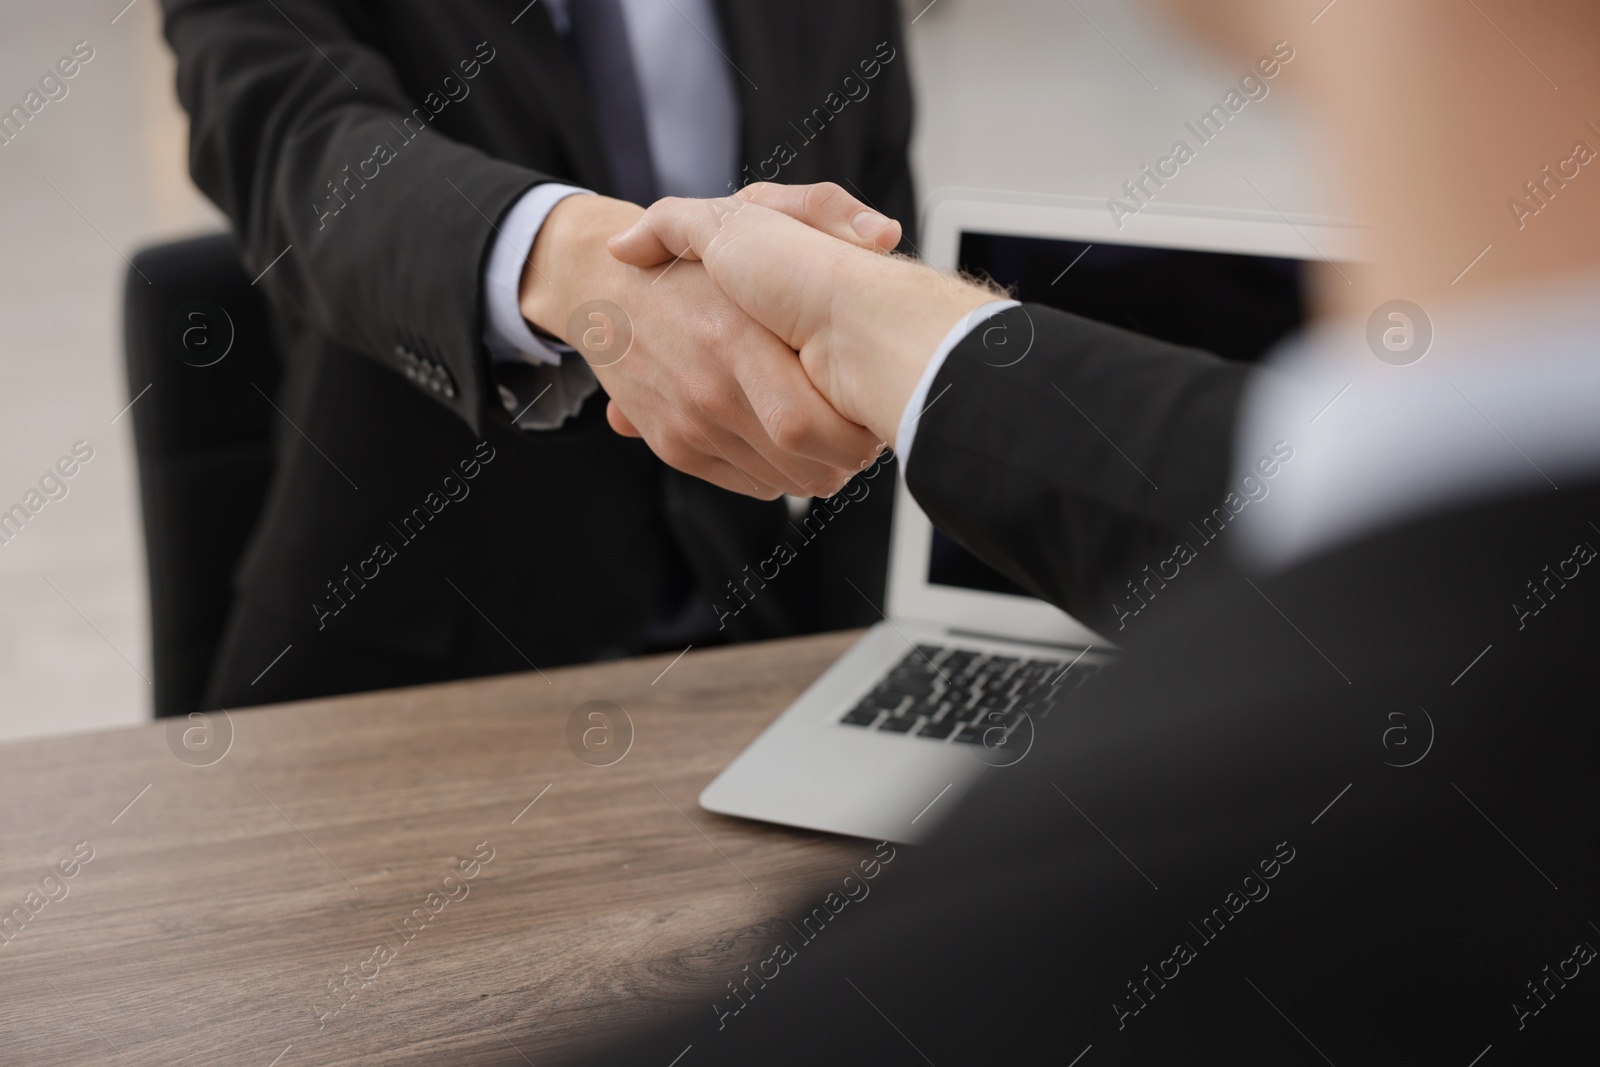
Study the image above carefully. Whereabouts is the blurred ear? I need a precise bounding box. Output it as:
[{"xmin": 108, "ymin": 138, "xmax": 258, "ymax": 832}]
[{"xmin": 1153, "ymin": 0, "xmax": 1280, "ymax": 65}]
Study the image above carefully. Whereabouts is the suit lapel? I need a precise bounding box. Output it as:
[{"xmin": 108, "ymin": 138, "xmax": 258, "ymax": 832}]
[
  {"xmin": 506, "ymin": 2, "xmax": 614, "ymax": 192},
  {"xmin": 708, "ymin": 0, "xmax": 794, "ymax": 171}
]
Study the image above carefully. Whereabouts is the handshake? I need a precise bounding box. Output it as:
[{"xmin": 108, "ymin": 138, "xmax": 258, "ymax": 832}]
[{"xmin": 518, "ymin": 183, "xmax": 997, "ymax": 498}]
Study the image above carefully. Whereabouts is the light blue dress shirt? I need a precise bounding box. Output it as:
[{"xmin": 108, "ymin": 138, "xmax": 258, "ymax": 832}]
[{"xmin": 483, "ymin": 0, "xmax": 740, "ymax": 429}]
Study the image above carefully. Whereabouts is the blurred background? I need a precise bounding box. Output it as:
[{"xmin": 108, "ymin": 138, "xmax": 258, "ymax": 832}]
[{"xmin": 0, "ymin": 0, "xmax": 1336, "ymax": 741}]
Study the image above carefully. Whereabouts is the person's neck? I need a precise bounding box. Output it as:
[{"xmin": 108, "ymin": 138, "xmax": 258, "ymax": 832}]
[{"xmin": 1303, "ymin": 2, "xmax": 1600, "ymax": 321}]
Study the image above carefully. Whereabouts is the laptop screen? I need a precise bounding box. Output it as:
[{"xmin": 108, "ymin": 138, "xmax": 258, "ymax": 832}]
[{"xmin": 926, "ymin": 231, "xmax": 1310, "ymax": 599}]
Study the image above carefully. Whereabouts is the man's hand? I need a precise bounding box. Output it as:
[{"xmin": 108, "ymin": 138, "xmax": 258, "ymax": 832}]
[
  {"xmin": 519, "ymin": 185, "xmax": 900, "ymax": 499},
  {"xmin": 607, "ymin": 187, "xmax": 994, "ymax": 447}
]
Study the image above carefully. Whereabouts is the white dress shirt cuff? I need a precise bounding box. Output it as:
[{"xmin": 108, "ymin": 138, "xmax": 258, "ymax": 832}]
[
  {"xmin": 894, "ymin": 300, "xmax": 1022, "ymax": 464},
  {"xmin": 483, "ymin": 183, "xmax": 593, "ymax": 367}
]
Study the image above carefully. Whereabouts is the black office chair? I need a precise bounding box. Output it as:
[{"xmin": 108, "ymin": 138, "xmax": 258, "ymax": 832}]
[{"xmin": 122, "ymin": 233, "xmax": 281, "ymax": 719}]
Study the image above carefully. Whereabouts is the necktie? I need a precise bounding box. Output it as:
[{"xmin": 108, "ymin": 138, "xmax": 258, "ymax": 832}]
[{"xmin": 566, "ymin": 0, "xmax": 661, "ymax": 205}]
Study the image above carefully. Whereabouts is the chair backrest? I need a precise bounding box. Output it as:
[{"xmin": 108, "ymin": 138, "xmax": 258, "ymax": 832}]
[{"xmin": 122, "ymin": 233, "xmax": 281, "ymax": 719}]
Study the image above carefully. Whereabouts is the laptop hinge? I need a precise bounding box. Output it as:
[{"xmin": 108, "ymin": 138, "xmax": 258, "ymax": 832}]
[{"xmin": 942, "ymin": 627, "xmax": 1098, "ymax": 654}]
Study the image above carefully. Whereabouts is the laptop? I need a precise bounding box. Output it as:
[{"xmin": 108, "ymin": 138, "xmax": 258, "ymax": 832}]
[{"xmin": 700, "ymin": 190, "xmax": 1363, "ymax": 844}]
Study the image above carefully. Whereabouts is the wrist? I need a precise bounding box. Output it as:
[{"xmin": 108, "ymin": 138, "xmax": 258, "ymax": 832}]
[
  {"xmin": 519, "ymin": 195, "xmax": 646, "ymax": 343},
  {"xmin": 824, "ymin": 256, "xmax": 993, "ymax": 442}
]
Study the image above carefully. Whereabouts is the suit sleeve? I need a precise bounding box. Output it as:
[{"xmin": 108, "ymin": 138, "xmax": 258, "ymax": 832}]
[
  {"xmin": 903, "ymin": 304, "xmax": 1250, "ymax": 631},
  {"xmin": 161, "ymin": 0, "xmax": 555, "ymax": 434}
]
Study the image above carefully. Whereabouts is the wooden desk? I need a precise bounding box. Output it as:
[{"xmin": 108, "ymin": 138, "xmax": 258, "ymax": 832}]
[{"xmin": 0, "ymin": 631, "xmax": 868, "ymax": 1065}]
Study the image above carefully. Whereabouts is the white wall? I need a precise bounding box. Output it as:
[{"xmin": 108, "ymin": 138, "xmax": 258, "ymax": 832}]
[
  {"xmin": 0, "ymin": 1, "xmax": 223, "ymax": 742},
  {"xmin": 905, "ymin": 0, "xmax": 1341, "ymax": 218}
]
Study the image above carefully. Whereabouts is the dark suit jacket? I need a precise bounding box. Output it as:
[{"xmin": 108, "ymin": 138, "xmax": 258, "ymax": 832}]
[
  {"xmin": 159, "ymin": 0, "xmax": 919, "ymax": 705},
  {"xmin": 582, "ymin": 306, "xmax": 1598, "ymax": 1062},
  {"xmin": 914, "ymin": 304, "xmax": 1254, "ymax": 635}
]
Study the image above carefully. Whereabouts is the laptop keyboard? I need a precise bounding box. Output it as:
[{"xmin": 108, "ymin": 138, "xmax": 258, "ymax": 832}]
[{"xmin": 839, "ymin": 644, "xmax": 1101, "ymax": 745}]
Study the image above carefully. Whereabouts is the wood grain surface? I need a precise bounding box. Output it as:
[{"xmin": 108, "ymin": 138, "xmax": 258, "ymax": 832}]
[{"xmin": 0, "ymin": 630, "xmax": 873, "ymax": 1065}]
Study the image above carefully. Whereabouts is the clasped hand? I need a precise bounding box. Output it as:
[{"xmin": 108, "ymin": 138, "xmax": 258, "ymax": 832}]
[{"xmin": 520, "ymin": 183, "xmax": 992, "ymax": 498}]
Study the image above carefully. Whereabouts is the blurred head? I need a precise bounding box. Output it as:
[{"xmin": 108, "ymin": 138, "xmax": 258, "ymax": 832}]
[{"xmin": 1153, "ymin": 0, "xmax": 1600, "ymax": 312}]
